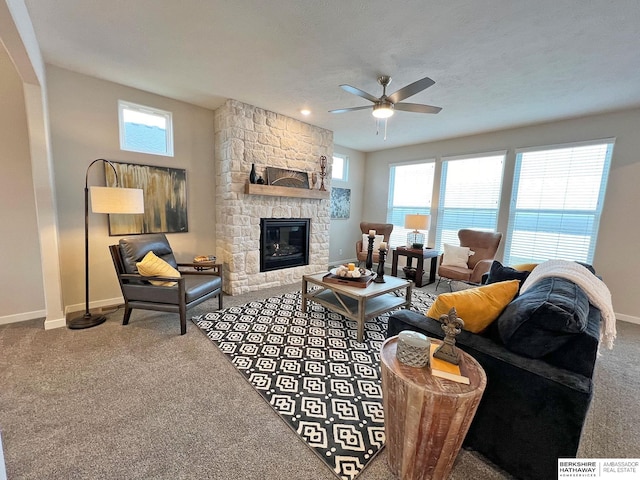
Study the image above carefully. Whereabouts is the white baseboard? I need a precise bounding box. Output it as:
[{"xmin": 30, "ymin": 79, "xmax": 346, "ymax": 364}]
[
  {"xmin": 0, "ymin": 309, "xmax": 46, "ymax": 326},
  {"xmin": 44, "ymin": 317, "xmax": 67, "ymax": 330},
  {"xmin": 616, "ymin": 313, "xmax": 640, "ymax": 325},
  {"xmin": 64, "ymin": 296, "xmax": 124, "ymax": 316},
  {"xmin": 328, "ymin": 257, "xmax": 359, "ymax": 266}
]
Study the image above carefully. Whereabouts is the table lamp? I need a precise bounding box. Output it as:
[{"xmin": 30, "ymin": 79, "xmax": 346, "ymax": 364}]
[
  {"xmin": 405, "ymin": 214, "xmax": 430, "ymax": 249},
  {"xmin": 68, "ymin": 159, "xmax": 144, "ymax": 329}
]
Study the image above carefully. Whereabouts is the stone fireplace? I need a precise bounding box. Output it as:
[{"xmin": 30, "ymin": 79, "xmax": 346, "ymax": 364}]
[{"xmin": 214, "ymin": 99, "xmax": 333, "ymax": 295}]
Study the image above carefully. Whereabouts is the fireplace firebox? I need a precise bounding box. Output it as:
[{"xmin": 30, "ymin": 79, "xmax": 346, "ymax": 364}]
[{"xmin": 260, "ymin": 218, "xmax": 310, "ymax": 272}]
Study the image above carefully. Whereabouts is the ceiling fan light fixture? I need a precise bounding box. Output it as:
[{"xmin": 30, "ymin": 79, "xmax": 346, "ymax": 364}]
[{"xmin": 372, "ymin": 102, "xmax": 394, "ymax": 119}]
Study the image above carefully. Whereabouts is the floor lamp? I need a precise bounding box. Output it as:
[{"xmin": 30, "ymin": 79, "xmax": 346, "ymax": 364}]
[
  {"xmin": 405, "ymin": 214, "xmax": 430, "ymax": 249},
  {"xmin": 68, "ymin": 159, "xmax": 144, "ymax": 330}
]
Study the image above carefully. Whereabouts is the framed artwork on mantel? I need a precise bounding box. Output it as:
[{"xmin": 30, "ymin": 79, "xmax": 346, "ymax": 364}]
[
  {"xmin": 266, "ymin": 167, "xmax": 310, "ymax": 189},
  {"xmin": 105, "ymin": 161, "xmax": 188, "ymax": 235}
]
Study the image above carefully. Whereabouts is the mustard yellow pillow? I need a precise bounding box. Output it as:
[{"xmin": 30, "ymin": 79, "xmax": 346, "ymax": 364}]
[
  {"xmin": 511, "ymin": 263, "xmax": 539, "ymax": 272},
  {"xmin": 426, "ymin": 280, "xmax": 520, "ymax": 333},
  {"xmin": 136, "ymin": 251, "xmax": 180, "ymax": 286}
]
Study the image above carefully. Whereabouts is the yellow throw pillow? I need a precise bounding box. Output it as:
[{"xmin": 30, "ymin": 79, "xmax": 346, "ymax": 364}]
[
  {"xmin": 426, "ymin": 280, "xmax": 520, "ymax": 333},
  {"xmin": 511, "ymin": 263, "xmax": 539, "ymax": 272},
  {"xmin": 136, "ymin": 251, "xmax": 180, "ymax": 286}
]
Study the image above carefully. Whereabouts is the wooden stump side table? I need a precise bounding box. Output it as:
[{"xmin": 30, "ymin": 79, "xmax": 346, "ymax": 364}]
[{"xmin": 380, "ymin": 336, "xmax": 486, "ymax": 480}]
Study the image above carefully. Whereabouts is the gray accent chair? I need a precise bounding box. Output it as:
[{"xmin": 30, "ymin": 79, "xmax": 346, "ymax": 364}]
[{"xmin": 109, "ymin": 234, "xmax": 223, "ymax": 334}]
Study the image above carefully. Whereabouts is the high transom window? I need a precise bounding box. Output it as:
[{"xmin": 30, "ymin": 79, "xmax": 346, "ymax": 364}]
[
  {"xmin": 118, "ymin": 100, "xmax": 174, "ymax": 156},
  {"xmin": 332, "ymin": 154, "xmax": 349, "ymax": 181}
]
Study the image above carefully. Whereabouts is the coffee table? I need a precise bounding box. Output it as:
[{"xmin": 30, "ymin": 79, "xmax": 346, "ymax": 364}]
[{"xmin": 301, "ymin": 272, "xmax": 412, "ymax": 342}]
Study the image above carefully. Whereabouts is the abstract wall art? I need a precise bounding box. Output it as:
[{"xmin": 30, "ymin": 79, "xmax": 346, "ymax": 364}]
[
  {"xmin": 105, "ymin": 161, "xmax": 188, "ymax": 235},
  {"xmin": 330, "ymin": 187, "xmax": 351, "ymax": 219}
]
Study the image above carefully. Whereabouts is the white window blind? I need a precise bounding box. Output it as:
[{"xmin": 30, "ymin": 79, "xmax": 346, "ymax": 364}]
[
  {"xmin": 435, "ymin": 153, "xmax": 505, "ymax": 250},
  {"xmin": 386, "ymin": 161, "xmax": 435, "ymax": 248},
  {"xmin": 504, "ymin": 140, "xmax": 613, "ymax": 265}
]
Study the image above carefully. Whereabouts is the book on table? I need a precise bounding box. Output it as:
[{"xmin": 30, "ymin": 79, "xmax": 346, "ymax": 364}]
[{"xmin": 430, "ymin": 344, "xmax": 470, "ymax": 385}]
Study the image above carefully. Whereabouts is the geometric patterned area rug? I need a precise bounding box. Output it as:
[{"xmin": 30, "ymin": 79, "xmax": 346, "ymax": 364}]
[{"xmin": 192, "ymin": 288, "xmax": 436, "ymax": 480}]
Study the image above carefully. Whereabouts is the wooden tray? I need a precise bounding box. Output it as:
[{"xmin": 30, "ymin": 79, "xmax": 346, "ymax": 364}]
[{"xmin": 322, "ymin": 272, "xmax": 374, "ymax": 288}]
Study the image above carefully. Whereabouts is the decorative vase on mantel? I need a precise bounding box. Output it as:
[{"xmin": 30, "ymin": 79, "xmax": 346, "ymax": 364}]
[{"xmin": 249, "ymin": 163, "xmax": 258, "ymax": 184}]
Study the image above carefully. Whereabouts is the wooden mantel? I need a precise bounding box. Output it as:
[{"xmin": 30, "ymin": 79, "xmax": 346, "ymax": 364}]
[{"xmin": 245, "ymin": 182, "xmax": 330, "ymax": 199}]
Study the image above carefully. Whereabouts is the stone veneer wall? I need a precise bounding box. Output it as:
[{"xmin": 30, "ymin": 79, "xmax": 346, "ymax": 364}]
[{"xmin": 214, "ymin": 99, "xmax": 333, "ymax": 295}]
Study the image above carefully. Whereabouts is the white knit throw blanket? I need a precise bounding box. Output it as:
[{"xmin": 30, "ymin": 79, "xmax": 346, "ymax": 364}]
[{"xmin": 520, "ymin": 259, "xmax": 616, "ymax": 350}]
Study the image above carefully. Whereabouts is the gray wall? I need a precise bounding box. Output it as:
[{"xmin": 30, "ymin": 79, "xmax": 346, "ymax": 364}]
[
  {"xmin": 329, "ymin": 146, "xmax": 366, "ymax": 265},
  {"xmin": 364, "ymin": 108, "xmax": 640, "ymax": 322},
  {"xmin": 0, "ymin": 44, "xmax": 45, "ymax": 321},
  {"xmin": 46, "ymin": 66, "xmax": 217, "ymax": 312}
]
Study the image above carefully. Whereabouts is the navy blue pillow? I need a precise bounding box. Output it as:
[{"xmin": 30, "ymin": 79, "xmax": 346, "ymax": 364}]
[
  {"xmin": 497, "ymin": 277, "xmax": 589, "ymax": 358},
  {"xmin": 486, "ymin": 261, "xmax": 530, "ymax": 289}
]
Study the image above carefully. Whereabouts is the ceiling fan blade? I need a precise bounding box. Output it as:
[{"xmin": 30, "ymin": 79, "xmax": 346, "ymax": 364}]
[
  {"xmin": 329, "ymin": 105, "xmax": 374, "ymax": 114},
  {"xmin": 387, "ymin": 76, "xmax": 435, "ymax": 104},
  {"xmin": 340, "ymin": 84, "xmax": 379, "ymax": 103},
  {"xmin": 394, "ymin": 103, "xmax": 442, "ymax": 114}
]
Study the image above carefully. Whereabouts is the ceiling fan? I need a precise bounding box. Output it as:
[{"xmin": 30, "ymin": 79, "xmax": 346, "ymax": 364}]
[{"xmin": 329, "ymin": 75, "xmax": 442, "ymax": 119}]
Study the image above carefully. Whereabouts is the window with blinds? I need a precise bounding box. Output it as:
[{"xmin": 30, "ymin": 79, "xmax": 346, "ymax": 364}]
[
  {"xmin": 386, "ymin": 161, "xmax": 435, "ymax": 248},
  {"xmin": 504, "ymin": 140, "xmax": 613, "ymax": 265},
  {"xmin": 435, "ymin": 153, "xmax": 505, "ymax": 250}
]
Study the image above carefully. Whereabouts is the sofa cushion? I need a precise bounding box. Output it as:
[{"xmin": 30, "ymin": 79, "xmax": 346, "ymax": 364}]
[
  {"xmin": 441, "ymin": 244, "xmax": 474, "ymax": 268},
  {"xmin": 360, "ymin": 234, "xmax": 384, "ymax": 252},
  {"xmin": 497, "ymin": 277, "xmax": 589, "ymax": 358},
  {"xmin": 511, "ymin": 263, "xmax": 539, "ymax": 272},
  {"xmin": 486, "ymin": 261, "xmax": 530, "ymax": 294},
  {"xmin": 426, "ymin": 280, "xmax": 520, "ymax": 333},
  {"xmin": 136, "ymin": 251, "xmax": 181, "ymax": 286}
]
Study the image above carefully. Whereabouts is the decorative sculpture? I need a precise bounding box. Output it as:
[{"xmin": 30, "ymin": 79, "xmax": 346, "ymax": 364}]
[
  {"xmin": 433, "ymin": 307, "xmax": 464, "ymax": 365},
  {"xmin": 319, "ymin": 155, "xmax": 327, "ymax": 191}
]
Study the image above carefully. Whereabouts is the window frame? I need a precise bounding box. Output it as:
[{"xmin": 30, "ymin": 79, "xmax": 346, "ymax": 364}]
[
  {"xmin": 386, "ymin": 159, "xmax": 436, "ymax": 249},
  {"xmin": 504, "ymin": 138, "xmax": 614, "ymax": 265},
  {"xmin": 332, "ymin": 153, "xmax": 349, "ymax": 182},
  {"xmin": 435, "ymin": 151, "xmax": 506, "ymax": 250},
  {"xmin": 118, "ymin": 100, "xmax": 174, "ymax": 157}
]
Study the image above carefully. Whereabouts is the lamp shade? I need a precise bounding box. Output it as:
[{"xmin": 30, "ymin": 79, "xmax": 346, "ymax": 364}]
[
  {"xmin": 404, "ymin": 214, "xmax": 430, "ymax": 231},
  {"xmin": 89, "ymin": 186, "xmax": 144, "ymax": 214}
]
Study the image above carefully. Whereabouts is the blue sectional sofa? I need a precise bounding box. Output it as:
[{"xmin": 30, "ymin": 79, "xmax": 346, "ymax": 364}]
[{"xmin": 387, "ymin": 274, "xmax": 601, "ymax": 480}]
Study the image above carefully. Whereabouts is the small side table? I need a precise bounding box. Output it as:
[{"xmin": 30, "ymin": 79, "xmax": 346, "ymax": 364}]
[
  {"xmin": 391, "ymin": 247, "xmax": 440, "ymax": 287},
  {"xmin": 380, "ymin": 336, "xmax": 486, "ymax": 480}
]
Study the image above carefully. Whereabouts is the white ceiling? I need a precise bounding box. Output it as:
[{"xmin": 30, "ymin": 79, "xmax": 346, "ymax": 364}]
[{"xmin": 23, "ymin": 0, "xmax": 640, "ymax": 152}]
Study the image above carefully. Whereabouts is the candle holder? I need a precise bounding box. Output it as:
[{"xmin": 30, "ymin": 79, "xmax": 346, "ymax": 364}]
[
  {"xmin": 319, "ymin": 155, "xmax": 327, "ymax": 191},
  {"xmin": 365, "ymin": 235, "xmax": 374, "ymax": 271},
  {"xmin": 374, "ymin": 248, "xmax": 386, "ymax": 283}
]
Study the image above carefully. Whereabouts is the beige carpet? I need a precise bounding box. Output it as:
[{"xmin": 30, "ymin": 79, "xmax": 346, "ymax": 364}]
[{"xmin": 0, "ymin": 279, "xmax": 638, "ymax": 479}]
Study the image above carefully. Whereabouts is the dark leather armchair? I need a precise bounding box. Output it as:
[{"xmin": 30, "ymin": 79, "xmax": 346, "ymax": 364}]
[
  {"xmin": 437, "ymin": 229, "xmax": 502, "ymax": 288},
  {"xmin": 355, "ymin": 222, "xmax": 394, "ymax": 265},
  {"xmin": 109, "ymin": 234, "xmax": 223, "ymax": 335}
]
